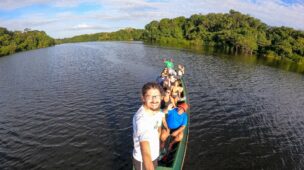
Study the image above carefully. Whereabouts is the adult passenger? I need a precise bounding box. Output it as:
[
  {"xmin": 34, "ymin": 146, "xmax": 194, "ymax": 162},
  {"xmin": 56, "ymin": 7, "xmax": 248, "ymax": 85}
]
[
  {"xmin": 162, "ymin": 77, "xmax": 171, "ymax": 91},
  {"xmin": 156, "ymin": 69, "xmax": 168, "ymax": 86},
  {"xmin": 164, "ymin": 59, "xmax": 177, "ymax": 76},
  {"xmin": 161, "ymin": 102, "xmax": 188, "ymax": 151},
  {"xmin": 177, "ymin": 64, "xmax": 185, "ymax": 78},
  {"xmin": 171, "ymin": 80, "xmax": 183, "ymax": 104},
  {"xmin": 169, "ymin": 75, "xmax": 177, "ymax": 85},
  {"xmin": 160, "ymin": 88, "xmax": 176, "ymax": 112},
  {"xmin": 133, "ymin": 82, "xmax": 164, "ymax": 170}
]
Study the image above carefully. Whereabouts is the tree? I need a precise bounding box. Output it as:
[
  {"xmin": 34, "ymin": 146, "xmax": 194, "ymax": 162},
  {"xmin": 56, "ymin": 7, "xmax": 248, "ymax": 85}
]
[{"xmin": 0, "ymin": 27, "xmax": 55, "ymax": 57}]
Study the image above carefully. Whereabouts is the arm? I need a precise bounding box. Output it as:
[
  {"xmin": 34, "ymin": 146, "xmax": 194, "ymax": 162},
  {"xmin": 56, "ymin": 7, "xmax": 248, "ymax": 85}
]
[
  {"xmin": 178, "ymin": 87, "xmax": 183, "ymax": 98},
  {"xmin": 163, "ymin": 104, "xmax": 174, "ymax": 114},
  {"xmin": 171, "ymin": 125, "xmax": 185, "ymax": 137},
  {"xmin": 162, "ymin": 117, "xmax": 169, "ymax": 131},
  {"xmin": 140, "ymin": 141, "xmax": 155, "ymax": 170},
  {"xmin": 170, "ymin": 96, "xmax": 176, "ymax": 107}
]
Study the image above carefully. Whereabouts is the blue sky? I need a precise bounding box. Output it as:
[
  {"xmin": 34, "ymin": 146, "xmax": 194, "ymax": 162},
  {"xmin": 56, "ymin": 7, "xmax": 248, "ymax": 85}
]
[{"xmin": 0, "ymin": 0, "xmax": 303, "ymax": 38}]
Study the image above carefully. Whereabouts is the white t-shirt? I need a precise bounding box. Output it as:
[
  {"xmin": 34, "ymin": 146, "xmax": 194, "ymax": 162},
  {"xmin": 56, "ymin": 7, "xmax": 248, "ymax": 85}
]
[{"xmin": 133, "ymin": 105, "xmax": 164, "ymax": 162}]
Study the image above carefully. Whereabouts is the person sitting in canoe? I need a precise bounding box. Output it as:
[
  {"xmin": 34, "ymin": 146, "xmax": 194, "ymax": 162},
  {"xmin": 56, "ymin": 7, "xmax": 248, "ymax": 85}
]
[
  {"xmin": 162, "ymin": 67, "xmax": 169, "ymax": 77},
  {"xmin": 169, "ymin": 74, "xmax": 176, "ymax": 85},
  {"xmin": 162, "ymin": 77, "xmax": 171, "ymax": 91},
  {"xmin": 161, "ymin": 87, "xmax": 176, "ymax": 112},
  {"xmin": 156, "ymin": 68, "xmax": 169, "ymax": 86},
  {"xmin": 171, "ymin": 80, "xmax": 183, "ymax": 104},
  {"xmin": 163, "ymin": 59, "xmax": 177, "ymax": 76},
  {"xmin": 161, "ymin": 102, "xmax": 188, "ymax": 151},
  {"xmin": 176, "ymin": 64, "xmax": 185, "ymax": 78},
  {"xmin": 163, "ymin": 59, "xmax": 174, "ymax": 69}
]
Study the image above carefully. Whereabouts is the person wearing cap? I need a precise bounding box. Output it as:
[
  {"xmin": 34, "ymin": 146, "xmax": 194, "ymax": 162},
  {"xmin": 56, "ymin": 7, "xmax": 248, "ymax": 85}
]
[{"xmin": 161, "ymin": 102, "xmax": 188, "ymax": 150}]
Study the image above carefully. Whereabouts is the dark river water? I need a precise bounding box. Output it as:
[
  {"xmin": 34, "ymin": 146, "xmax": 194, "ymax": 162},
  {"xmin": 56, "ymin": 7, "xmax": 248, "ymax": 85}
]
[{"xmin": 0, "ymin": 42, "xmax": 304, "ymax": 170}]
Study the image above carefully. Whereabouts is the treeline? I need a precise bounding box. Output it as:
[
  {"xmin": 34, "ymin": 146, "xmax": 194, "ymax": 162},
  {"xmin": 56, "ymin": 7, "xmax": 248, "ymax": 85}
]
[
  {"xmin": 56, "ymin": 28, "xmax": 144, "ymax": 44},
  {"xmin": 142, "ymin": 10, "xmax": 304, "ymax": 63},
  {"xmin": 0, "ymin": 27, "xmax": 55, "ymax": 57},
  {"xmin": 1, "ymin": 11, "xmax": 303, "ymax": 62}
]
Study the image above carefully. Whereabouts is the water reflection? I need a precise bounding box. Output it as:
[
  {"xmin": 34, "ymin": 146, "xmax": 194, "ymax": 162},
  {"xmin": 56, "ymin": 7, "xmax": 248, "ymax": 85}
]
[{"xmin": 145, "ymin": 42, "xmax": 304, "ymax": 74}]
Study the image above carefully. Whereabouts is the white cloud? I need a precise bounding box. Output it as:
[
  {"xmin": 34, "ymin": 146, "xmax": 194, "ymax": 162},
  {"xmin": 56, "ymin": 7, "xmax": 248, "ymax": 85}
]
[
  {"xmin": 69, "ymin": 23, "xmax": 110, "ymax": 30},
  {"xmin": 0, "ymin": 13, "xmax": 58, "ymax": 30},
  {"xmin": 52, "ymin": 0, "xmax": 93, "ymax": 8},
  {"xmin": 72, "ymin": 23, "xmax": 93, "ymax": 29},
  {"xmin": 0, "ymin": 0, "xmax": 303, "ymax": 38},
  {"xmin": 0, "ymin": 0, "xmax": 44, "ymax": 10},
  {"xmin": 0, "ymin": 0, "xmax": 92, "ymax": 10}
]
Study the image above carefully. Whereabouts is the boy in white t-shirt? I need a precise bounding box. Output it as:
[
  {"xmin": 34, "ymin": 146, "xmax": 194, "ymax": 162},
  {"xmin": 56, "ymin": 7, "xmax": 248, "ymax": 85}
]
[{"xmin": 133, "ymin": 82, "xmax": 164, "ymax": 170}]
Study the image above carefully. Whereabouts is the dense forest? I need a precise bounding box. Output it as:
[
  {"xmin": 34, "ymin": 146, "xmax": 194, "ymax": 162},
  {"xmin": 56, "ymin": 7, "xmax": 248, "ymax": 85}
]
[
  {"xmin": 56, "ymin": 28, "xmax": 144, "ymax": 44},
  {"xmin": 142, "ymin": 10, "xmax": 304, "ymax": 63},
  {"xmin": 0, "ymin": 27, "xmax": 55, "ymax": 57},
  {"xmin": 57, "ymin": 10, "xmax": 304, "ymax": 63}
]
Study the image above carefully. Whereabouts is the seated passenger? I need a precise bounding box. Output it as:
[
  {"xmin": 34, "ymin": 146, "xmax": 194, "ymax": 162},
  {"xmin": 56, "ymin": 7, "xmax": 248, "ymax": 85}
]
[
  {"xmin": 164, "ymin": 59, "xmax": 177, "ymax": 76},
  {"xmin": 163, "ymin": 59, "xmax": 174, "ymax": 70},
  {"xmin": 169, "ymin": 75, "xmax": 176, "ymax": 85},
  {"xmin": 161, "ymin": 88, "xmax": 176, "ymax": 112},
  {"xmin": 156, "ymin": 72, "xmax": 167, "ymax": 86},
  {"xmin": 161, "ymin": 103, "xmax": 188, "ymax": 151},
  {"xmin": 162, "ymin": 77, "xmax": 171, "ymax": 90},
  {"xmin": 171, "ymin": 80, "xmax": 183, "ymax": 104},
  {"xmin": 177, "ymin": 64, "xmax": 185, "ymax": 77},
  {"xmin": 162, "ymin": 68, "xmax": 169, "ymax": 76},
  {"xmin": 168, "ymin": 68, "xmax": 177, "ymax": 76}
]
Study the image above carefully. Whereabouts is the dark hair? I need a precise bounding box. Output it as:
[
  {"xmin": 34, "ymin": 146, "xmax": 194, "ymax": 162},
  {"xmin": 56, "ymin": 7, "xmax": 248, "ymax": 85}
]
[{"xmin": 142, "ymin": 82, "xmax": 164, "ymax": 97}]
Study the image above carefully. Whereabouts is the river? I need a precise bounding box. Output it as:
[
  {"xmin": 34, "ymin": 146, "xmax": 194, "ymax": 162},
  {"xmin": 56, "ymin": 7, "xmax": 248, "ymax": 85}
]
[{"xmin": 0, "ymin": 42, "xmax": 304, "ymax": 169}]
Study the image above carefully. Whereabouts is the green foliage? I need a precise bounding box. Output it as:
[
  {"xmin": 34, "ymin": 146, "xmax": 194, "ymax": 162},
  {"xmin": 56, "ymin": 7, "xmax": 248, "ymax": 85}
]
[
  {"xmin": 142, "ymin": 10, "xmax": 304, "ymax": 63},
  {"xmin": 56, "ymin": 10, "xmax": 304, "ymax": 63},
  {"xmin": 56, "ymin": 28, "xmax": 144, "ymax": 44},
  {"xmin": 265, "ymin": 27, "xmax": 304, "ymax": 62},
  {"xmin": 0, "ymin": 27, "xmax": 55, "ymax": 57}
]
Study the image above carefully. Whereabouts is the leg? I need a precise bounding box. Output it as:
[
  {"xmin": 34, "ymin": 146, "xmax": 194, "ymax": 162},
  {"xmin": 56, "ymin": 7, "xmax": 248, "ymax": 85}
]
[
  {"xmin": 169, "ymin": 130, "xmax": 184, "ymax": 150},
  {"xmin": 160, "ymin": 128, "xmax": 170, "ymax": 149},
  {"xmin": 174, "ymin": 131, "xmax": 184, "ymax": 142}
]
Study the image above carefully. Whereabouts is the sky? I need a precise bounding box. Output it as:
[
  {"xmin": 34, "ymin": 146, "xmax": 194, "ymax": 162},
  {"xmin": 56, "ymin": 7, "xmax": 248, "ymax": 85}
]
[{"xmin": 0, "ymin": 0, "xmax": 303, "ymax": 39}]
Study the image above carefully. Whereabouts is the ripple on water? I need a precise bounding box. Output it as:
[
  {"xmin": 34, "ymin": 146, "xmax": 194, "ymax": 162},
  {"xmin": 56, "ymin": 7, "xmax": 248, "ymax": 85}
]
[{"xmin": 1, "ymin": 42, "xmax": 304, "ymax": 169}]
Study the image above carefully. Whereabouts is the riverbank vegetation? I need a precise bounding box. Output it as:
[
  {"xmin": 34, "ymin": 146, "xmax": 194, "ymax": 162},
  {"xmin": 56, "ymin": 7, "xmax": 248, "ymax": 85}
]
[
  {"xmin": 0, "ymin": 27, "xmax": 55, "ymax": 57},
  {"xmin": 57, "ymin": 10, "xmax": 304, "ymax": 64},
  {"xmin": 2, "ymin": 10, "xmax": 302, "ymax": 63},
  {"xmin": 142, "ymin": 10, "xmax": 304, "ymax": 63},
  {"xmin": 56, "ymin": 28, "xmax": 144, "ymax": 44}
]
